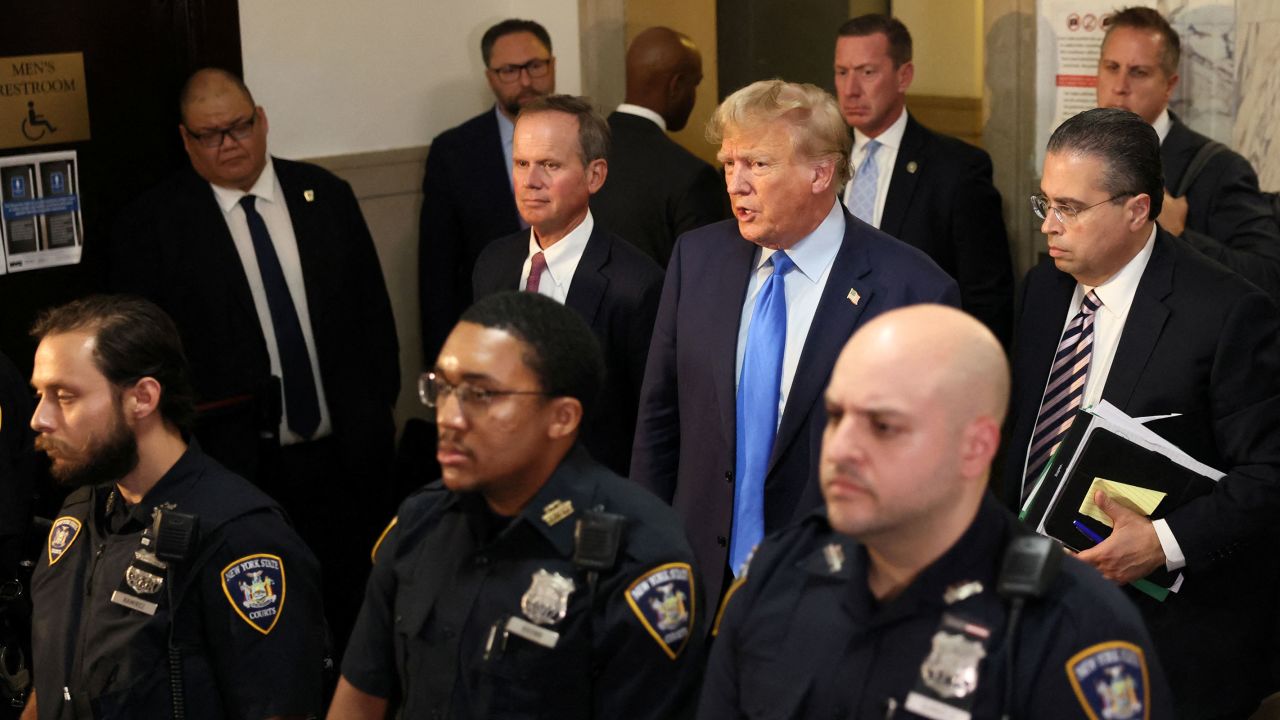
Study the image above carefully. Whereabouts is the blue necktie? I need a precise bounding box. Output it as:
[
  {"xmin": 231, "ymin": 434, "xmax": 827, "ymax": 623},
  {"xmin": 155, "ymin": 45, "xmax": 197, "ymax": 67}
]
[
  {"xmin": 848, "ymin": 139, "xmax": 881, "ymax": 223},
  {"xmin": 731, "ymin": 251, "xmax": 795, "ymax": 575},
  {"xmin": 239, "ymin": 195, "xmax": 321, "ymax": 438}
]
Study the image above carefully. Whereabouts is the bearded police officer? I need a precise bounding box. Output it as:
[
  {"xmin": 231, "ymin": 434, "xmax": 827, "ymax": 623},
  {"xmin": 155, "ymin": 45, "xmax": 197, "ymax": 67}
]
[
  {"xmin": 22, "ymin": 296, "xmax": 324, "ymax": 720},
  {"xmin": 331, "ymin": 291, "xmax": 704, "ymax": 719},
  {"xmin": 699, "ymin": 305, "xmax": 1172, "ymax": 719}
]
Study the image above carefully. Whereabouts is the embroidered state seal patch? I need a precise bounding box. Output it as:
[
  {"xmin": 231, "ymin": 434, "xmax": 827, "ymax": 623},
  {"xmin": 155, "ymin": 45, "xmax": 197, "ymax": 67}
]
[
  {"xmin": 221, "ymin": 553, "xmax": 287, "ymax": 634},
  {"xmin": 47, "ymin": 516, "xmax": 82, "ymax": 565},
  {"xmin": 1066, "ymin": 641, "xmax": 1149, "ymax": 720},
  {"xmin": 625, "ymin": 562, "xmax": 695, "ymax": 659}
]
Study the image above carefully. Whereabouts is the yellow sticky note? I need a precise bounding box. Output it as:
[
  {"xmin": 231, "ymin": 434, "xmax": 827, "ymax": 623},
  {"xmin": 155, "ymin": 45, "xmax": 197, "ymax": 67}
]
[{"xmin": 1078, "ymin": 477, "xmax": 1166, "ymax": 528}]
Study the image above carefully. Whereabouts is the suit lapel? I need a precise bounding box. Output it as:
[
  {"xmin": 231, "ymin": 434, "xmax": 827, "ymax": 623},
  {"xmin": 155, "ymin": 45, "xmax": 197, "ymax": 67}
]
[
  {"xmin": 274, "ymin": 158, "xmax": 330, "ymax": 320},
  {"xmin": 186, "ymin": 167, "xmax": 260, "ymax": 325},
  {"xmin": 1102, "ymin": 232, "xmax": 1174, "ymax": 409},
  {"xmin": 563, "ymin": 225, "xmax": 609, "ymax": 327},
  {"xmin": 713, "ymin": 237, "xmax": 759, "ymax": 450},
  {"xmin": 877, "ymin": 115, "xmax": 926, "ymax": 239},
  {"xmin": 768, "ymin": 211, "xmax": 875, "ymax": 473}
]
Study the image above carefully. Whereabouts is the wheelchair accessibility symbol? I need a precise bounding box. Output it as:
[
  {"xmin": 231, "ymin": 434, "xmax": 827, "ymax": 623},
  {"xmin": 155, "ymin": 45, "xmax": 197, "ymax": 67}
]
[{"xmin": 21, "ymin": 101, "xmax": 58, "ymax": 141}]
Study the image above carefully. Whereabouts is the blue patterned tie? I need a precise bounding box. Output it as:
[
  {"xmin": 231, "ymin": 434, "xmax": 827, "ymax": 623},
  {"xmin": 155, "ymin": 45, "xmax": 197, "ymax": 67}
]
[
  {"xmin": 240, "ymin": 195, "xmax": 321, "ymax": 438},
  {"xmin": 731, "ymin": 251, "xmax": 795, "ymax": 575},
  {"xmin": 847, "ymin": 139, "xmax": 881, "ymax": 223}
]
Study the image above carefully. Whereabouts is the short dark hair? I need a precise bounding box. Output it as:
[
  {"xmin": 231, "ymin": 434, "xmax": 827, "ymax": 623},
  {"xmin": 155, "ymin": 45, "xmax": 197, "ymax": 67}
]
[
  {"xmin": 1047, "ymin": 107, "xmax": 1164, "ymax": 220},
  {"xmin": 518, "ymin": 94, "xmax": 611, "ymax": 165},
  {"xmin": 178, "ymin": 68, "xmax": 255, "ymax": 123},
  {"xmin": 1104, "ymin": 7, "xmax": 1180, "ymax": 77},
  {"xmin": 459, "ymin": 291, "xmax": 604, "ymax": 420},
  {"xmin": 481, "ymin": 19, "xmax": 553, "ymax": 66},
  {"xmin": 837, "ymin": 14, "xmax": 913, "ymax": 67},
  {"xmin": 31, "ymin": 295, "xmax": 196, "ymax": 432}
]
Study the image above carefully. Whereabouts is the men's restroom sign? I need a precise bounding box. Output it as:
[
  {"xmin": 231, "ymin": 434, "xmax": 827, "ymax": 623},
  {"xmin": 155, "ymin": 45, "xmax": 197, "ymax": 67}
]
[{"xmin": 0, "ymin": 53, "xmax": 91, "ymax": 150}]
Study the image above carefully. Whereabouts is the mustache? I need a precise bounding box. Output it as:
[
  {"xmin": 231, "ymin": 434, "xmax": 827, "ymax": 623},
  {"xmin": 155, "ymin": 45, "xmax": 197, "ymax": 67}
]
[{"xmin": 34, "ymin": 434, "xmax": 71, "ymax": 454}]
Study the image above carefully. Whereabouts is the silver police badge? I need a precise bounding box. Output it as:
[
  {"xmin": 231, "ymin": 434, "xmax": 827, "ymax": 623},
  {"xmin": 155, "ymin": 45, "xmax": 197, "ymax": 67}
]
[
  {"xmin": 521, "ymin": 569, "xmax": 575, "ymax": 626},
  {"xmin": 125, "ymin": 565, "xmax": 164, "ymax": 595},
  {"xmin": 921, "ymin": 631, "xmax": 986, "ymax": 699}
]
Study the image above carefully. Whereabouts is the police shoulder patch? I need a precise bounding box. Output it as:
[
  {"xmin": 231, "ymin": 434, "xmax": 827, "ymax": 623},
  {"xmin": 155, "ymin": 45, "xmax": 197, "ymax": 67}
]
[
  {"xmin": 1065, "ymin": 641, "xmax": 1150, "ymax": 720},
  {"xmin": 221, "ymin": 553, "xmax": 287, "ymax": 635},
  {"xmin": 47, "ymin": 516, "xmax": 82, "ymax": 565},
  {"xmin": 624, "ymin": 562, "xmax": 695, "ymax": 659}
]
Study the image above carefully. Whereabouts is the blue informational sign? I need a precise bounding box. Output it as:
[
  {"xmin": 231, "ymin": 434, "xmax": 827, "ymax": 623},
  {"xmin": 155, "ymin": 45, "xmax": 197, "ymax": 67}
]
[{"xmin": 10, "ymin": 175, "xmax": 24, "ymax": 198}]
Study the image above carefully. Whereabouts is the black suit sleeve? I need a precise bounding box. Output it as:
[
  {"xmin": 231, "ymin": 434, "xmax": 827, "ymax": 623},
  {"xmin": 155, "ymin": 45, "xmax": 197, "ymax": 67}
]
[
  {"xmin": 950, "ymin": 150, "xmax": 1015, "ymax": 346},
  {"xmin": 336, "ymin": 179, "xmax": 401, "ymax": 406},
  {"xmin": 419, "ymin": 142, "xmax": 468, "ymax": 367},
  {"xmin": 630, "ymin": 242, "xmax": 683, "ymax": 502},
  {"xmin": 1176, "ymin": 152, "xmax": 1280, "ymax": 298},
  {"xmin": 1163, "ymin": 287, "xmax": 1280, "ymax": 563}
]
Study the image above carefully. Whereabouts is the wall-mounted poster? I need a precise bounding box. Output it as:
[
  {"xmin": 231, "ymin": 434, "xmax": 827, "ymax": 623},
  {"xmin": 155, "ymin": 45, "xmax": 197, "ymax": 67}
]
[{"xmin": 0, "ymin": 150, "xmax": 83, "ymax": 274}]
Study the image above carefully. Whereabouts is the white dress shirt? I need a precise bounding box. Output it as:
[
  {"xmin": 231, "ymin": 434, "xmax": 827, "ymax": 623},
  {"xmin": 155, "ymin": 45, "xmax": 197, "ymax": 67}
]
[
  {"xmin": 496, "ymin": 104, "xmax": 516, "ymax": 190},
  {"xmin": 209, "ymin": 159, "xmax": 333, "ymax": 445},
  {"xmin": 735, "ymin": 199, "xmax": 845, "ymax": 424},
  {"xmin": 842, "ymin": 109, "xmax": 909, "ymax": 228},
  {"xmin": 1152, "ymin": 107, "xmax": 1172, "ymax": 145},
  {"xmin": 614, "ymin": 103, "xmax": 667, "ymax": 131},
  {"xmin": 519, "ymin": 210, "xmax": 594, "ymax": 304}
]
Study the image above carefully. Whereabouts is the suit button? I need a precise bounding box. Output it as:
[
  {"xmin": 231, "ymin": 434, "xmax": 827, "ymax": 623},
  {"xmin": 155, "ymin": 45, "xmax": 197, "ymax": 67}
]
[
  {"xmin": 724, "ymin": 471, "xmax": 733, "ymax": 483},
  {"xmin": 716, "ymin": 535, "xmax": 727, "ymax": 547}
]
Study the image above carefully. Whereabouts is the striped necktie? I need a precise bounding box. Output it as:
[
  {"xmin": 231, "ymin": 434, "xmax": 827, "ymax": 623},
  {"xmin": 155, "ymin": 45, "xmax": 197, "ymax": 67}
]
[{"xmin": 1022, "ymin": 290, "xmax": 1102, "ymax": 503}]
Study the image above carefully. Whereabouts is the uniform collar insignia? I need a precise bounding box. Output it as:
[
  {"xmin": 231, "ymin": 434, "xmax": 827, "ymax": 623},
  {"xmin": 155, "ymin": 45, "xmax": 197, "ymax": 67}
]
[{"xmin": 541, "ymin": 499, "xmax": 574, "ymax": 527}]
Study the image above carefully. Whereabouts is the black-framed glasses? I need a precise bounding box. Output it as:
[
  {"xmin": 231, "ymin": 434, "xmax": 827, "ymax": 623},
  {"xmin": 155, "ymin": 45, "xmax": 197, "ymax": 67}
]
[
  {"xmin": 488, "ymin": 58, "xmax": 552, "ymax": 83},
  {"xmin": 184, "ymin": 114, "xmax": 257, "ymax": 148},
  {"xmin": 418, "ymin": 371, "xmax": 548, "ymax": 415},
  {"xmin": 1030, "ymin": 193, "xmax": 1131, "ymax": 225}
]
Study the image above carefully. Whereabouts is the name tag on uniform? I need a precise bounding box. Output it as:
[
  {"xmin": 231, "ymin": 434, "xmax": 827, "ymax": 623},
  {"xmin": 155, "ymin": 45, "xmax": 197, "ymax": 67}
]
[{"xmin": 505, "ymin": 615, "xmax": 559, "ymax": 648}]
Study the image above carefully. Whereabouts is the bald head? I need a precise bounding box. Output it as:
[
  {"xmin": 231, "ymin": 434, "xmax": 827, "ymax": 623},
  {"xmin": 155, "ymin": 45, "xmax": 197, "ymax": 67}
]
[
  {"xmin": 179, "ymin": 68, "xmax": 254, "ymax": 124},
  {"xmin": 624, "ymin": 27, "xmax": 703, "ymax": 131},
  {"xmin": 839, "ymin": 304, "xmax": 1009, "ymax": 427}
]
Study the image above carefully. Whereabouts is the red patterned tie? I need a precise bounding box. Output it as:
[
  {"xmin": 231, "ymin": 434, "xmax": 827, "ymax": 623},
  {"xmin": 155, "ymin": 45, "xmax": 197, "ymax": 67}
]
[{"xmin": 525, "ymin": 251, "xmax": 547, "ymax": 293}]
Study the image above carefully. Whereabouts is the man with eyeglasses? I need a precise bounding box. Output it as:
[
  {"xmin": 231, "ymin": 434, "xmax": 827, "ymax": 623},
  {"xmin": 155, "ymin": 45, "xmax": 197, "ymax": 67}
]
[
  {"xmin": 419, "ymin": 18, "xmax": 558, "ymax": 373},
  {"xmin": 1004, "ymin": 107, "xmax": 1280, "ymax": 717},
  {"xmin": 107, "ymin": 67, "xmax": 399, "ymax": 659},
  {"xmin": 330, "ymin": 291, "xmax": 704, "ymax": 720},
  {"xmin": 1096, "ymin": 7, "xmax": 1280, "ymax": 298}
]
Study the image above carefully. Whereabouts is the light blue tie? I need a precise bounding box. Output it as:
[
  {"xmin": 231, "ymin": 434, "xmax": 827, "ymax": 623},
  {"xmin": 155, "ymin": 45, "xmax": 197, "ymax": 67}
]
[
  {"xmin": 731, "ymin": 251, "xmax": 795, "ymax": 575},
  {"xmin": 848, "ymin": 139, "xmax": 881, "ymax": 223}
]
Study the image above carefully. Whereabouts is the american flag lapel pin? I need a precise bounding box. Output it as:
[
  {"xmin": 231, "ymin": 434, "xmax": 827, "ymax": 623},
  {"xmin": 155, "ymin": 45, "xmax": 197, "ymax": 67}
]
[
  {"xmin": 847, "ymin": 288, "xmax": 861, "ymax": 306},
  {"xmin": 303, "ymin": 190, "xmax": 315, "ymax": 202}
]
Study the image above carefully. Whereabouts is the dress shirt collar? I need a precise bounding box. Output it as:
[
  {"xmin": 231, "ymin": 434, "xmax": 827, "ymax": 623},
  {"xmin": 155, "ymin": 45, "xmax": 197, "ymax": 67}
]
[
  {"xmin": 1152, "ymin": 107, "xmax": 1172, "ymax": 145},
  {"xmin": 529, "ymin": 209, "xmax": 594, "ymax": 286},
  {"xmin": 1082, "ymin": 223, "xmax": 1157, "ymax": 320},
  {"xmin": 852, "ymin": 108, "xmax": 909, "ymax": 155},
  {"xmin": 614, "ymin": 103, "xmax": 667, "ymax": 131},
  {"xmin": 755, "ymin": 198, "xmax": 845, "ymax": 283},
  {"xmin": 210, "ymin": 157, "xmax": 278, "ymax": 212}
]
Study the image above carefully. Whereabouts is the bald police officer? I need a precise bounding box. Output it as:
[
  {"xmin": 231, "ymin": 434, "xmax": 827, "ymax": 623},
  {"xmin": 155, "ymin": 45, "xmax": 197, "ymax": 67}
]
[
  {"xmin": 700, "ymin": 305, "xmax": 1171, "ymax": 718},
  {"xmin": 331, "ymin": 291, "xmax": 704, "ymax": 719}
]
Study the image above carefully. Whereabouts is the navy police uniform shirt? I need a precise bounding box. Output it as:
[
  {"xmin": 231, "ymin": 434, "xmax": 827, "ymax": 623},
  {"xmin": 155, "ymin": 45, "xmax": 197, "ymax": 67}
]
[
  {"xmin": 29, "ymin": 448, "xmax": 325, "ymax": 720},
  {"xmin": 342, "ymin": 445, "xmax": 705, "ymax": 719},
  {"xmin": 699, "ymin": 495, "xmax": 1174, "ymax": 719}
]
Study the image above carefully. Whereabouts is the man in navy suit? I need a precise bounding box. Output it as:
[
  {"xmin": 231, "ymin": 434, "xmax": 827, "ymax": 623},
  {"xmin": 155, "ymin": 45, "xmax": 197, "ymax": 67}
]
[
  {"xmin": 834, "ymin": 14, "xmax": 1014, "ymax": 345},
  {"xmin": 419, "ymin": 19, "xmax": 556, "ymax": 365},
  {"xmin": 1005, "ymin": 108, "xmax": 1280, "ymax": 717},
  {"xmin": 1096, "ymin": 7, "xmax": 1280, "ymax": 299},
  {"xmin": 473, "ymin": 96, "xmax": 663, "ymax": 476},
  {"xmin": 630, "ymin": 79, "xmax": 959, "ymax": 601}
]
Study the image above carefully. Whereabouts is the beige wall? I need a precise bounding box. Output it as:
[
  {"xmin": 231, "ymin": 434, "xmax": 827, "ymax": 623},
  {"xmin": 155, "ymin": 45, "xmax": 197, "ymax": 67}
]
[
  {"xmin": 896, "ymin": 0, "xmax": 984, "ymax": 98},
  {"xmin": 625, "ymin": 0, "xmax": 721, "ymax": 164}
]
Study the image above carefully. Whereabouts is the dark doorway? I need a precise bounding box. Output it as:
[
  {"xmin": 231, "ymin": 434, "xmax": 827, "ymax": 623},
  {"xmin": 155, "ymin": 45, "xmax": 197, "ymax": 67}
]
[
  {"xmin": 0, "ymin": 0, "xmax": 242, "ymax": 376},
  {"xmin": 716, "ymin": 0, "xmax": 851, "ymax": 98}
]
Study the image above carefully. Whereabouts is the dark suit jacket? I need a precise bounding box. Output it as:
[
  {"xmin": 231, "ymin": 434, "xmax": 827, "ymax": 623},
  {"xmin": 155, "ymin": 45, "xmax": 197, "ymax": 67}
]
[
  {"xmin": 876, "ymin": 114, "xmax": 1015, "ymax": 346},
  {"xmin": 472, "ymin": 221, "xmax": 664, "ymax": 476},
  {"xmin": 1003, "ymin": 229, "xmax": 1280, "ymax": 717},
  {"xmin": 108, "ymin": 159, "xmax": 400, "ymax": 488},
  {"xmin": 1161, "ymin": 112, "xmax": 1280, "ymax": 298},
  {"xmin": 419, "ymin": 107, "xmax": 523, "ymax": 365},
  {"xmin": 591, "ymin": 111, "xmax": 727, "ymax": 267},
  {"xmin": 631, "ymin": 208, "xmax": 961, "ymax": 598}
]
